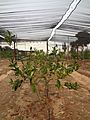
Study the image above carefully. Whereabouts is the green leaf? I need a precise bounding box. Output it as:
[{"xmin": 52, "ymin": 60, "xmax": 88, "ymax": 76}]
[
  {"xmin": 31, "ymin": 83, "xmax": 36, "ymax": 93},
  {"xmin": 40, "ymin": 65, "xmax": 47, "ymax": 74},
  {"xmin": 64, "ymin": 82, "xmax": 79, "ymax": 90},
  {"xmin": 29, "ymin": 77, "xmax": 32, "ymax": 84},
  {"xmin": 55, "ymin": 80, "xmax": 61, "ymax": 89},
  {"xmin": 10, "ymin": 79, "xmax": 23, "ymax": 91},
  {"xmin": 9, "ymin": 79, "xmax": 13, "ymax": 85}
]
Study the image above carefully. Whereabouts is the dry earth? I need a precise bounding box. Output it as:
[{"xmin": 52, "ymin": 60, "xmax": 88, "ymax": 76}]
[{"xmin": 0, "ymin": 59, "xmax": 90, "ymax": 120}]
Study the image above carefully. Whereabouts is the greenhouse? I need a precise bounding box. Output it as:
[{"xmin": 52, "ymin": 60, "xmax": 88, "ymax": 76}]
[{"xmin": 0, "ymin": 0, "xmax": 90, "ymax": 120}]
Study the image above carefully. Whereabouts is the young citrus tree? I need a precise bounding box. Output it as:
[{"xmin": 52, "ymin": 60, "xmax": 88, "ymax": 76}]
[{"xmin": 9, "ymin": 49, "xmax": 79, "ymax": 120}]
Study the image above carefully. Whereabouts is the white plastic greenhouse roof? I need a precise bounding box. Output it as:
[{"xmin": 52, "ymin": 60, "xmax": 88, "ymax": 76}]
[{"xmin": 0, "ymin": 0, "xmax": 90, "ymax": 41}]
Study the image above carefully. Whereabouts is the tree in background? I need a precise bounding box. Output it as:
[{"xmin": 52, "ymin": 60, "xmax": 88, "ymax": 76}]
[
  {"xmin": 62, "ymin": 42, "xmax": 67, "ymax": 53},
  {"xmin": 76, "ymin": 31, "xmax": 90, "ymax": 47},
  {"xmin": 0, "ymin": 28, "xmax": 16, "ymax": 60},
  {"xmin": 0, "ymin": 28, "xmax": 16, "ymax": 45},
  {"xmin": 70, "ymin": 31, "xmax": 90, "ymax": 59}
]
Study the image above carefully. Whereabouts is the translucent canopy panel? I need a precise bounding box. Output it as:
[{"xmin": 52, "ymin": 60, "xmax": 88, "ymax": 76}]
[{"xmin": 0, "ymin": 0, "xmax": 90, "ymax": 41}]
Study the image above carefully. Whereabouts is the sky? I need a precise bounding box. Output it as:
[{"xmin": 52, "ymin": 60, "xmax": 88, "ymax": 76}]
[{"xmin": 0, "ymin": 0, "xmax": 90, "ymax": 42}]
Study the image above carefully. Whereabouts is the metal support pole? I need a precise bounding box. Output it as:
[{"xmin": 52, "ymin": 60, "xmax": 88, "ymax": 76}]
[
  {"xmin": 47, "ymin": 40, "xmax": 48, "ymax": 54},
  {"xmin": 67, "ymin": 36, "xmax": 69, "ymax": 59},
  {"xmin": 13, "ymin": 40, "xmax": 16, "ymax": 61}
]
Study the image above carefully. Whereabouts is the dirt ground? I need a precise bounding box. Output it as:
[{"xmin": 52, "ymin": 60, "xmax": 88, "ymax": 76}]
[{"xmin": 0, "ymin": 59, "xmax": 90, "ymax": 120}]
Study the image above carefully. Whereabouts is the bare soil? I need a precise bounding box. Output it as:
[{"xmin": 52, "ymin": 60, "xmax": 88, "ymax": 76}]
[{"xmin": 0, "ymin": 59, "xmax": 90, "ymax": 120}]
